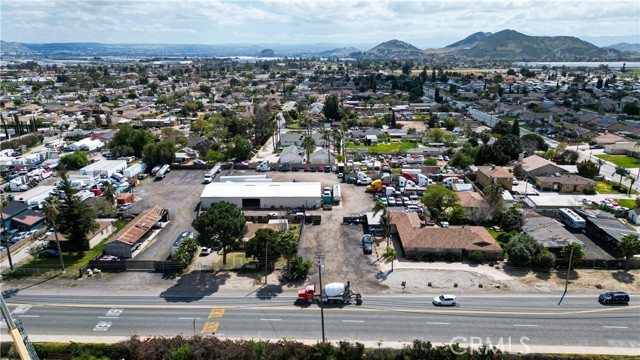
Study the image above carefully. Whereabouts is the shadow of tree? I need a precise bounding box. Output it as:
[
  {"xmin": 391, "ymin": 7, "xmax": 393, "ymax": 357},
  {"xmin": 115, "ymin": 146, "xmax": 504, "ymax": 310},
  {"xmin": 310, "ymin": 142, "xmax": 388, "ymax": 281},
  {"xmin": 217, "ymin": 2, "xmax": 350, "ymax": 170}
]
[
  {"xmin": 159, "ymin": 271, "xmax": 230, "ymax": 303},
  {"xmin": 501, "ymin": 265, "xmax": 531, "ymax": 278},
  {"xmin": 612, "ymin": 270, "xmax": 635, "ymax": 284},
  {"xmin": 556, "ymin": 269, "xmax": 581, "ymax": 281},
  {"xmin": 535, "ymin": 271, "xmax": 551, "ymax": 280}
]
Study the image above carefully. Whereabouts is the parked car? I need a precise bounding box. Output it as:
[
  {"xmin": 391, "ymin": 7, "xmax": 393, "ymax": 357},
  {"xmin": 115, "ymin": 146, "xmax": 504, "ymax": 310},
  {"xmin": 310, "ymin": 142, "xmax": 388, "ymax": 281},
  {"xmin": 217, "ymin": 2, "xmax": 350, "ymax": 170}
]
[
  {"xmin": 200, "ymin": 247, "xmax": 212, "ymax": 256},
  {"xmin": 433, "ymin": 294, "xmax": 458, "ymax": 306},
  {"xmin": 362, "ymin": 234, "xmax": 373, "ymax": 255},
  {"xmin": 324, "ymin": 166, "xmax": 331, "ymax": 173},
  {"xmin": 100, "ymin": 255, "xmax": 119, "ymax": 261},
  {"xmin": 598, "ymin": 291, "xmax": 630, "ymax": 304},
  {"xmin": 318, "ymin": 166, "xmax": 325, "ymax": 172},
  {"xmin": 118, "ymin": 203, "xmax": 133, "ymax": 212},
  {"xmin": 387, "ymin": 197, "xmax": 396, "ymax": 206},
  {"xmin": 39, "ymin": 249, "xmax": 59, "ymax": 258},
  {"xmin": 193, "ymin": 159, "xmax": 206, "ymax": 165},
  {"xmin": 304, "ymin": 166, "xmax": 311, "ymax": 172}
]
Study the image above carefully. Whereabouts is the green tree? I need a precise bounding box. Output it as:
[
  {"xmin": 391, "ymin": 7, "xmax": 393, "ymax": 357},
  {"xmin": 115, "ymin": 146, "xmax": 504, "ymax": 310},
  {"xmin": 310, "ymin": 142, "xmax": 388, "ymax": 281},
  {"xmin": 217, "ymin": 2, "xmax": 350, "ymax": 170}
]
[
  {"xmin": 449, "ymin": 152, "xmax": 474, "ymax": 168},
  {"xmin": 494, "ymin": 134, "xmax": 522, "ymax": 160},
  {"xmin": 277, "ymin": 231, "xmax": 299, "ymax": 280},
  {"xmin": 622, "ymin": 102, "xmax": 640, "ymax": 116},
  {"xmin": 511, "ymin": 118, "xmax": 520, "ymax": 136},
  {"xmin": 615, "ymin": 166, "xmax": 629, "ymax": 187},
  {"xmin": 507, "ymin": 233, "xmax": 544, "ymax": 267},
  {"xmin": 301, "ymin": 136, "xmax": 315, "ymax": 163},
  {"xmin": 421, "ymin": 185, "xmax": 458, "ymax": 220},
  {"xmin": 101, "ymin": 181, "xmax": 116, "ymax": 204},
  {"xmin": 41, "ymin": 196, "xmax": 65, "ymax": 273},
  {"xmin": 423, "ymin": 157, "xmax": 438, "ymax": 166},
  {"xmin": 627, "ymin": 175, "xmax": 636, "ymax": 196},
  {"xmin": 59, "ymin": 151, "xmax": 89, "ymax": 170},
  {"xmin": 618, "ymin": 234, "xmax": 640, "ymax": 270},
  {"xmin": 173, "ymin": 237, "xmax": 198, "ymax": 267},
  {"xmin": 536, "ymin": 251, "xmax": 556, "ymax": 269},
  {"xmin": 380, "ymin": 246, "xmax": 398, "ymax": 272},
  {"xmin": 561, "ymin": 242, "xmax": 585, "ymax": 266},
  {"xmin": 109, "ymin": 124, "xmax": 155, "ymax": 158},
  {"xmin": 492, "ymin": 119, "xmax": 512, "ymax": 136},
  {"xmin": 426, "ymin": 128, "xmax": 445, "ymax": 143},
  {"xmin": 479, "ymin": 129, "xmax": 492, "ymax": 145},
  {"xmin": 245, "ymin": 228, "xmax": 280, "ymax": 269},
  {"xmin": 323, "ymin": 94, "xmax": 342, "ymax": 121},
  {"xmin": 443, "ymin": 118, "xmax": 457, "ymax": 131},
  {"xmin": 192, "ymin": 201, "xmax": 247, "ymax": 266},
  {"xmin": 55, "ymin": 171, "xmax": 99, "ymax": 256},
  {"xmin": 500, "ymin": 207, "xmax": 525, "ymax": 232},
  {"xmin": 521, "ymin": 133, "xmax": 549, "ymax": 152},
  {"xmin": 226, "ymin": 135, "xmax": 252, "ymax": 162},
  {"xmin": 191, "ymin": 118, "xmax": 213, "ymax": 135},
  {"xmin": 483, "ymin": 183, "xmax": 504, "ymax": 211},
  {"xmin": 576, "ymin": 160, "xmax": 599, "ymax": 179},
  {"xmin": 142, "ymin": 140, "xmax": 176, "ymax": 169}
]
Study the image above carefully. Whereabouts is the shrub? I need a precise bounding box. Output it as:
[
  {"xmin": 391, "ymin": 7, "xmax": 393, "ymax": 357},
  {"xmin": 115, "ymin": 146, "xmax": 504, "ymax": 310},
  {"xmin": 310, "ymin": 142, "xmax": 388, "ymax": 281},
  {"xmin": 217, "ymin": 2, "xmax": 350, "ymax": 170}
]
[
  {"xmin": 469, "ymin": 251, "xmax": 484, "ymax": 264},
  {"xmin": 536, "ymin": 252, "xmax": 556, "ymax": 269},
  {"xmin": 445, "ymin": 253, "xmax": 458, "ymax": 262}
]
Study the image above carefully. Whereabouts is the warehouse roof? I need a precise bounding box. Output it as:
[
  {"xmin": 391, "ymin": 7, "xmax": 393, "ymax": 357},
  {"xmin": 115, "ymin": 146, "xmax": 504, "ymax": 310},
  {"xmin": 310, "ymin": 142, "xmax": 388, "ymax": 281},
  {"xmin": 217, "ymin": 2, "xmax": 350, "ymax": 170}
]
[
  {"xmin": 80, "ymin": 159, "xmax": 127, "ymax": 172},
  {"xmin": 200, "ymin": 182, "xmax": 321, "ymax": 198},
  {"xmin": 107, "ymin": 206, "xmax": 166, "ymax": 246}
]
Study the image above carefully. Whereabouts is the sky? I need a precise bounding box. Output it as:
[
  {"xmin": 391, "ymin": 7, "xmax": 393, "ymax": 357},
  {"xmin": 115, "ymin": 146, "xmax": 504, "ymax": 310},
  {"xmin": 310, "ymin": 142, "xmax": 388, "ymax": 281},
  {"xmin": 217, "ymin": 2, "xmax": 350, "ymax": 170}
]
[{"xmin": 1, "ymin": 0, "xmax": 639, "ymax": 48}]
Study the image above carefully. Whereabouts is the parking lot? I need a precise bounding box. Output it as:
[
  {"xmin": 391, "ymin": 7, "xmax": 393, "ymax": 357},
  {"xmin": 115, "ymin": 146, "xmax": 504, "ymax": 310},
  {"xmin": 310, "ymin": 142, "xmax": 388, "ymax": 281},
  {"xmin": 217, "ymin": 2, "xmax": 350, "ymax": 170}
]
[
  {"xmin": 130, "ymin": 169, "xmax": 207, "ymax": 260},
  {"xmin": 234, "ymin": 169, "xmax": 387, "ymax": 293}
]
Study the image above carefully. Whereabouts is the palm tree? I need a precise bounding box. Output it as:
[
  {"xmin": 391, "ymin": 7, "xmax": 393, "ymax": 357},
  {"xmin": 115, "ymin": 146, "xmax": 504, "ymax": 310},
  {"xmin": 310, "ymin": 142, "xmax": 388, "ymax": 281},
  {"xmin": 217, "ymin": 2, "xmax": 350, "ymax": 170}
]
[
  {"xmin": 42, "ymin": 196, "xmax": 65, "ymax": 273},
  {"xmin": 614, "ymin": 166, "xmax": 628, "ymax": 187},
  {"xmin": 380, "ymin": 212, "xmax": 391, "ymax": 247},
  {"xmin": 627, "ymin": 175, "xmax": 636, "ymax": 196},
  {"xmin": 618, "ymin": 234, "xmax": 640, "ymax": 271},
  {"xmin": 372, "ymin": 198, "xmax": 387, "ymax": 217},
  {"xmin": 102, "ymin": 181, "xmax": 116, "ymax": 205},
  {"xmin": 380, "ymin": 246, "xmax": 397, "ymax": 272},
  {"xmin": 301, "ymin": 136, "xmax": 315, "ymax": 163}
]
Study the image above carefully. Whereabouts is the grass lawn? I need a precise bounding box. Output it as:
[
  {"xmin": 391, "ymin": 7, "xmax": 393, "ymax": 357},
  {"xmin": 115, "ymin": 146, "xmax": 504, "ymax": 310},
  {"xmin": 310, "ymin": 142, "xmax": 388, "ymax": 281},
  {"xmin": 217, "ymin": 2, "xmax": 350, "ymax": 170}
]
[
  {"xmin": 499, "ymin": 116, "xmax": 516, "ymax": 122},
  {"xmin": 345, "ymin": 141, "xmax": 417, "ymax": 152},
  {"xmin": 595, "ymin": 154, "xmax": 640, "ymax": 168},
  {"xmin": 215, "ymin": 252, "xmax": 251, "ymax": 268},
  {"xmin": 6, "ymin": 219, "xmax": 130, "ymax": 277},
  {"xmin": 596, "ymin": 180, "xmax": 638, "ymax": 195},
  {"xmin": 613, "ymin": 199, "xmax": 636, "ymax": 208}
]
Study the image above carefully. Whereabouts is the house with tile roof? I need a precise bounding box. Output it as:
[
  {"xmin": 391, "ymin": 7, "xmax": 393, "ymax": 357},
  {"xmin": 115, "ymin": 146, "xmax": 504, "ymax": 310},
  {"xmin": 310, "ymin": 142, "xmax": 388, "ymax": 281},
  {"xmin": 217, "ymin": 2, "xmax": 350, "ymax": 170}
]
[
  {"xmin": 390, "ymin": 212, "xmax": 503, "ymax": 260},
  {"xmin": 520, "ymin": 155, "xmax": 567, "ymax": 177},
  {"xmin": 476, "ymin": 165, "xmax": 515, "ymax": 191}
]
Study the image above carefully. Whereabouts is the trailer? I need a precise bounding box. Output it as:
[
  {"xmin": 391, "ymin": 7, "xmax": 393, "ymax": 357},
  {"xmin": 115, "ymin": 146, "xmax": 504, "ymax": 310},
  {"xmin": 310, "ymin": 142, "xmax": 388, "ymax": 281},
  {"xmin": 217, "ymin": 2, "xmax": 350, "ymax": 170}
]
[
  {"xmin": 332, "ymin": 184, "xmax": 341, "ymax": 204},
  {"xmin": 123, "ymin": 162, "xmax": 147, "ymax": 178},
  {"xmin": 155, "ymin": 164, "xmax": 170, "ymax": 179},
  {"xmin": 297, "ymin": 282, "xmax": 362, "ymax": 305}
]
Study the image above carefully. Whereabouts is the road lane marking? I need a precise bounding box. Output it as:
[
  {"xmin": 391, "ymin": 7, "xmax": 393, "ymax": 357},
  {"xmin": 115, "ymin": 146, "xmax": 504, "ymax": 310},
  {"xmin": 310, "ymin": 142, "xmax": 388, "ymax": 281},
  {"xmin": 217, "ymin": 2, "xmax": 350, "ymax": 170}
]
[
  {"xmin": 17, "ymin": 315, "xmax": 39, "ymax": 318},
  {"xmin": 98, "ymin": 316, "xmax": 119, "ymax": 319},
  {"xmin": 208, "ymin": 308, "xmax": 225, "ymax": 318},
  {"xmin": 201, "ymin": 322, "xmax": 219, "ymax": 334},
  {"xmin": 602, "ymin": 326, "xmax": 629, "ymax": 329},
  {"xmin": 342, "ymin": 320, "xmax": 365, "ymax": 323},
  {"xmin": 427, "ymin": 322, "xmax": 449, "ymax": 325},
  {"xmin": 10, "ymin": 302, "xmax": 640, "ymax": 317},
  {"xmin": 12, "ymin": 306, "xmax": 32, "ymax": 314},
  {"xmin": 260, "ymin": 319, "xmax": 282, "ymax": 321},
  {"xmin": 106, "ymin": 309, "xmax": 123, "ymax": 317},
  {"xmin": 179, "ymin": 317, "xmax": 200, "ymax": 320},
  {"xmin": 513, "ymin": 324, "xmax": 538, "ymax": 327},
  {"xmin": 93, "ymin": 322, "xmax": 112, "ymax": 332}
]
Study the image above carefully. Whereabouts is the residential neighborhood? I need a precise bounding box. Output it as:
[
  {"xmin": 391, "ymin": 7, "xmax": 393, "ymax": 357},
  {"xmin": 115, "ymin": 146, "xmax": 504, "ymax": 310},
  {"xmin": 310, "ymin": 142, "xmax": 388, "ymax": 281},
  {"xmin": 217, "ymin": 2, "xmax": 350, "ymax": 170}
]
[{"xmin": 0, "ymin": 23, "xmax": 639, "ymax": 359}]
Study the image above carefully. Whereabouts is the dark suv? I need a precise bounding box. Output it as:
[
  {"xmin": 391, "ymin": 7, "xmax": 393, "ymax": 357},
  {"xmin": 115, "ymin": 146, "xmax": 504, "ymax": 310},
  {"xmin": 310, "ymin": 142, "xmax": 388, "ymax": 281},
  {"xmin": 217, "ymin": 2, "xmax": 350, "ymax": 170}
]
[{"xmin": 598, "ymin": 291, "xmax": 630, "ymax": 305}]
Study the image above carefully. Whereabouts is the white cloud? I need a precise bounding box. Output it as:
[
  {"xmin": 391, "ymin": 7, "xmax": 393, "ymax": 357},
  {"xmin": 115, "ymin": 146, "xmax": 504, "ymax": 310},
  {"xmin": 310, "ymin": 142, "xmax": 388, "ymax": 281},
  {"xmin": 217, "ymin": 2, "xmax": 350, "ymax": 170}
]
[{"xmin": 0, "ymin": 0, "xmax": 637, "ymax": 45}]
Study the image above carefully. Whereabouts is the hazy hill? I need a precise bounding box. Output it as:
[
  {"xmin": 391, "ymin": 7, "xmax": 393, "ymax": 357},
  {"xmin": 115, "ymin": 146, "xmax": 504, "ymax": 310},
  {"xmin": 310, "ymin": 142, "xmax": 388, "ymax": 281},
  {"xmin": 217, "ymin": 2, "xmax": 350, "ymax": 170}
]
[
  {"xmin": 364, "ymin": 39, "xmax": 424, "ymax": 59},
  {"xmin": 318, "ymin": 47, "xmax": 361, "ymax": 57},
  {"xmin": 460, "ymin": 29, "xmax": 608, "ymax": 60},
  {"xmin": 0, "ymin": 41, "xmax": 32, "ymax": 53},
  {"xmin": 445, "ymin": 32, "xmax": 492, "ymax": 49},
  {"xmin": 605, "ymin": 43, "xmax": 640, "ymax": 53}
]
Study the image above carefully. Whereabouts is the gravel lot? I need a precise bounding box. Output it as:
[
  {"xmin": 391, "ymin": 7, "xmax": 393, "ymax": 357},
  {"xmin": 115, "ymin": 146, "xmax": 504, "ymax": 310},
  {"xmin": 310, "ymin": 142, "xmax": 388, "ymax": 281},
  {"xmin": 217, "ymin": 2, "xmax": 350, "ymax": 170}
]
[
  {"xmin": 232, "ymin": 169, "xmax": 388, "ymax": 294},
  {"xmin": 131, "ymin": 169, "xmax": 207, "ymax": 260}
]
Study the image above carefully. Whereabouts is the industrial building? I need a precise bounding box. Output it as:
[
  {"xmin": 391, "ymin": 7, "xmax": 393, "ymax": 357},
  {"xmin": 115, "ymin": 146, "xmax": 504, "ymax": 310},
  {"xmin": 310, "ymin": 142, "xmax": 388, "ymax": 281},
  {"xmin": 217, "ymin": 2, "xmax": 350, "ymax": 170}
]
[
  {"xmin": 79, "ymin": 160, "xmax": 127, "ymax": 177},
  {"xmin": 105, "ymin": 206, "xmax": 168, "ymax": 259},
  {"xmin": 200, "ymin": 182, "xmax": 321, "ymax": 210}
]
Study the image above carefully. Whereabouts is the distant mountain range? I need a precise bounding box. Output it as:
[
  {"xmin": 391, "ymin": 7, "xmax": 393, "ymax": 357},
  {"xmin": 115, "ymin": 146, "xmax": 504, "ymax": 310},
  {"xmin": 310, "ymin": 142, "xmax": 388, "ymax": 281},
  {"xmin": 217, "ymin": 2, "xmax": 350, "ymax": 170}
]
[
  {"xmin": 604, "ymin": 42, "xmax": 640, "ymax": 53},
  {"xmin": 1, "ymin": 30, "xmax": 636, "ymax": 60}
]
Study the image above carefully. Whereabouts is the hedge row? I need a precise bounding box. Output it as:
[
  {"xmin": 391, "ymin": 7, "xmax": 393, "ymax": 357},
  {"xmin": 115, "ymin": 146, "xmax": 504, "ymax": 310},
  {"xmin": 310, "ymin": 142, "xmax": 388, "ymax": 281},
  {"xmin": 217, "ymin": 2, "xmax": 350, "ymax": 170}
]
[{"xmin": 0, "ymin": 337, "xmax": 626, "ymax": 360}]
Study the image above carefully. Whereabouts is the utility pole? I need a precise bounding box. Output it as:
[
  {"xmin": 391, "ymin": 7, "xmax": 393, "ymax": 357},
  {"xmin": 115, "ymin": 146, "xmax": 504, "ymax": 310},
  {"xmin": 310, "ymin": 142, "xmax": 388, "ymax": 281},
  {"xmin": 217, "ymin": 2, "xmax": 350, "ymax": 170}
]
[
  {"xmin": 1, "ymin": 195, "xmax": 14, "ymax": 273},
  {"xmin": 264, "ymin": 241, "xmax": 268, "ymax": 285},
  {"xmin": 316, "ymin": 254, "xmax": 326, "ymax": 342},
  {"xmin": 558, "ymin": 247, "xmax": 574, "ymax": 306}
]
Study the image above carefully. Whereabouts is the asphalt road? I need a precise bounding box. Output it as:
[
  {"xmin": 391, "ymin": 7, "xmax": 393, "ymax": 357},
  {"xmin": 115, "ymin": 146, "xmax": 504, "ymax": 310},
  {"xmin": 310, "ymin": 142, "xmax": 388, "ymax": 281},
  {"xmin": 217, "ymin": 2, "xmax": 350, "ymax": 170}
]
[{"xmin": 3, "ymin": 291, "xmax": 638, "ymax": 353}]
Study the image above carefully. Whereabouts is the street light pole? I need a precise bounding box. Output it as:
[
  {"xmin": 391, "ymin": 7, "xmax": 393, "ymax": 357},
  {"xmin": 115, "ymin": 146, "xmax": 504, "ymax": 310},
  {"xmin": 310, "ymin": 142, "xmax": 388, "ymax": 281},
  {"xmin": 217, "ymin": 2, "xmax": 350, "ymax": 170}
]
[
  {"xmin": 264, "ymin": 241, "xmax": 268, "ymax": 285},
  {"xmin": 558, "ymin": 247, "xmax": 574, "ymax": 306},
  {"xmin": 316, "ymin": 254, "xmax": 326, "ymax": 343}
]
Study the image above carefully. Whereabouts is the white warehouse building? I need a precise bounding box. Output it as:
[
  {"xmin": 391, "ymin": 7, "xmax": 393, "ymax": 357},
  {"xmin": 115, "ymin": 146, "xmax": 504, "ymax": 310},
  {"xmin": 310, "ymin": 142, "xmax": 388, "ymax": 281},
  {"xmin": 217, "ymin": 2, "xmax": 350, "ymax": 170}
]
[
  {"xmin": 80, "ymin": 160, "xmax": 128, "ymax": 177},
  {"xmin": 200, "ymin": 182, "xmax": 322, "ymax": 210}
]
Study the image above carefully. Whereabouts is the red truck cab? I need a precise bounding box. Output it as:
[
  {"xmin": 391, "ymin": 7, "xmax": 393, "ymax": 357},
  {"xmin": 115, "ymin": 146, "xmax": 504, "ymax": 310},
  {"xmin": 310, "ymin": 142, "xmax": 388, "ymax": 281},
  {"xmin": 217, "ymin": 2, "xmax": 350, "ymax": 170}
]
[
  {"xmin": 297, "ymin": 285, "xmax": 316, "ymax": 302},
  {"xmin": 401, "ymin": 172, "xmax": 416, "ymax": 182}
]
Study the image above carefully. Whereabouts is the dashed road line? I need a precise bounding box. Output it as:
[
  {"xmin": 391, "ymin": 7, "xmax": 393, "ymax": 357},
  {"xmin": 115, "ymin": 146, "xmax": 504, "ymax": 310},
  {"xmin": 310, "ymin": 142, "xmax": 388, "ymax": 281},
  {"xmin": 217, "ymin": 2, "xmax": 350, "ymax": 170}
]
[
  {"xmin": 513, "ymin": 324, "xmax": 539, "ymax": 327},
  {"xmin": 342, "ymin": 320, "xmax": 365, "ymax": 323},
  {"xmin": 260, "ymin": 318, "xmax": 282, "ymax": 321},
  {"xmin": 602, "ymin": 326, "xmax": 629, "ymax": 329},
  {"xmin": 427, "ymin": 322, "xmax": 450, "ymax": 325}
]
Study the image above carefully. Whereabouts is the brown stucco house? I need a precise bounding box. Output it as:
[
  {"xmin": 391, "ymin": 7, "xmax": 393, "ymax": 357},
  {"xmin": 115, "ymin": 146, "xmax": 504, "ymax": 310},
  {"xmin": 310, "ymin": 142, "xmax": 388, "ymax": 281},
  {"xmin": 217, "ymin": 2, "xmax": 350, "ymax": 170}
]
[
  {"xmin": 534, "ymin": 174, "xmax": 595, "ymax": 193},
  {"xmin": 476, "ymin": 166, "xmax": 514, "ymax": 191},
  {"xmin": 390, "ymin": 212, "xmax": 503, "ymax": 260}
]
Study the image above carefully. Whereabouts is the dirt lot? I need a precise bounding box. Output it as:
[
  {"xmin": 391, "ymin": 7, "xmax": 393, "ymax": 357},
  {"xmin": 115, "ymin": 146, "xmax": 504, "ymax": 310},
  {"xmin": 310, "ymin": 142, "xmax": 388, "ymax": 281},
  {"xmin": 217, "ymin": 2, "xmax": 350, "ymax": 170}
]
[
  {"xmin": 510, "ymin": 268, "xmax": 640, "ymax": 294},
  {"xmin": 130, "ymin": 169, "xmax": 207, "ymax": 261},
  {"xmin": 232, "ymin": 169, "xmax": 386, "ymax": 294}
]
